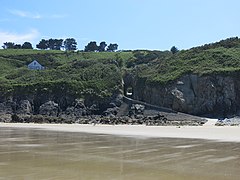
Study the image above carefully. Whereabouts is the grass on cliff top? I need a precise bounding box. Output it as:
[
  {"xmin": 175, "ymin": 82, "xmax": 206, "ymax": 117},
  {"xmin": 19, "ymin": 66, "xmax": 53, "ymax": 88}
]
[{"xmin": 128, "ymin": 45, "xmax": 240, "ymax": 85}]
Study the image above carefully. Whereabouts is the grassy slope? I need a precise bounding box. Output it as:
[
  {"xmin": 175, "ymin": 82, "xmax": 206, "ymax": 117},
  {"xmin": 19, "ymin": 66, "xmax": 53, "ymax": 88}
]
[
  {"xmin": 128, "ymin": 39, "xmax": 240, "ymax": 85},
  {"xmin": 0, "ymin": 37, "xmax": 240, "ymax": 97},
  {"xmin": 0, "ymin": 49, "xmax": 133, "ymax": 98}
]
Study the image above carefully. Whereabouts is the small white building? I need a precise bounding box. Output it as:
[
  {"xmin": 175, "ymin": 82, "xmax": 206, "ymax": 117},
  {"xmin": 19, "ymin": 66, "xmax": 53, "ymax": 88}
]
[{"xmin": 28, "ymin": 60, "xmax": 44, "ymax": 70}]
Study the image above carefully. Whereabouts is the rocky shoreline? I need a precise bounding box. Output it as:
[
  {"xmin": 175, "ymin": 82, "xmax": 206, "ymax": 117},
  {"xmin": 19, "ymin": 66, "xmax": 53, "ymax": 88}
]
[
  {"xmin": 215, "ymin": 117, "xmax": 240, "ymax": 126},
  {"xmin": 0, "ymin": 94, "xmax": 209, "ymax": 126},
  {"xmin": 2, "ymin": 94, "xmax": 240, "ymax": 126},
  {"xmin": 0, "ymin": 112, "xmax": 206, "ymax": 126}
]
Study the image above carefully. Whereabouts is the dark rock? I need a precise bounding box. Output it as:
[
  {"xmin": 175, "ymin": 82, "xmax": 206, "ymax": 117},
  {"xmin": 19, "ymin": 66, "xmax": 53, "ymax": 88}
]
[
  {"xmin": 74, "ymin": 99, "xmax": 86, "ymax": 109},
  {"xmin": 102, "ymin": 107, "xmax": 119, "ymax": 117},
  {"xmin": 39, "ymin": 101, "xmax": 59, "ymax": 116},
  {"xmin": 0, "ymin": 101, "xmax": 15, "ymax": 114},
  {"xmin": 11, "ymin": 114, "xmax": 23, "ymax": 123},
  {"xmin": 134, "ymin": 114, "xmax": 144, "ymax": 119},
  {"xmin": 129, "ymin": 104, "xmax": 145, "ymax": 116},
  {"xmin": 0, "ymin": 114, "xmax": 12, "ymax": 122},
  {"xmin": 16, "ymin": 100, "xmax": 32, "ymax": 115},
  {"xmin": 88, "ymin": 104, "xmax": 99, "ymax": 114},
  {"xmin": 109, "ymin": 102, "xmax": 117, "ymax": 108},
  {"xmin": 132, "ymin": 74, "xmax": 240, "ymax": 116},
  {"xmin": 215, "ymin": 117, "xmax": 240, "ymax": 126},
  {"xmin": 112, "ymin": 94, "xmax": 123, "ymax": 107}
]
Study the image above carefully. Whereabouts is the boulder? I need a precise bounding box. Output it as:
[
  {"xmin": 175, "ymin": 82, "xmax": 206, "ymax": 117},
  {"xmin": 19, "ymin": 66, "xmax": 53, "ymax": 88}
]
[
  {"xmin": 131, "ymin": 104, "xmax": 145, "ymax": 114},
  {"xmin": 0, "ymin": 114, "xmax": 12, "ymax": 122},
  {"xmin": 102, "ymin": 107, "xmax": 119, "ymax": 117}
]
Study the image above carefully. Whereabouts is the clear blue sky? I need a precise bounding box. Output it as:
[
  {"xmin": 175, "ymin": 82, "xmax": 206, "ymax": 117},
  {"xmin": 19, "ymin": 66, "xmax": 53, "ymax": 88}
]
[{"xmin": 0, "ymin": 0, "xmax": 239, "ymax": 50}]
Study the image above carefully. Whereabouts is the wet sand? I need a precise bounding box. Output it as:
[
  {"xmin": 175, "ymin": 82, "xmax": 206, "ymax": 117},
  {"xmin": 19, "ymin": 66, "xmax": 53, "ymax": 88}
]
[
  {"xmin": 1, "ymin": 122, "xmax": 240, "ymax": 142},
  {"xmin": 0, "ymin": 126, "xmax": 240, "ymax": 180}
]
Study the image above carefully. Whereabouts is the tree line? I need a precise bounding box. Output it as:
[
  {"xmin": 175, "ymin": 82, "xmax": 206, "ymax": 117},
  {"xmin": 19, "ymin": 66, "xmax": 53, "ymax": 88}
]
[
  {"xmin": 2, "ymin": 38, "xmax": 119, "ymax": 52},
  {"xmin": 2, "ymin": 42, "xmax": 33, "ymax": 49}
]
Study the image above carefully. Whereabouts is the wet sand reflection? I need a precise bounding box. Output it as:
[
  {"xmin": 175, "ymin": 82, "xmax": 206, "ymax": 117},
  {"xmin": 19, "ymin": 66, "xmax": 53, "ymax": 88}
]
[{"xmin": 0, "ymin": 127, "xmax": 240, "ymax": 180}]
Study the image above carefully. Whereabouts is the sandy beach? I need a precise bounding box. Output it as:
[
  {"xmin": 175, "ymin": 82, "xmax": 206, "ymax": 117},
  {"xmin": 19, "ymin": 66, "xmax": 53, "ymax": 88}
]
[{"xmin": 1, "ymin": 122, "xmax": 240, "ymax": 142}]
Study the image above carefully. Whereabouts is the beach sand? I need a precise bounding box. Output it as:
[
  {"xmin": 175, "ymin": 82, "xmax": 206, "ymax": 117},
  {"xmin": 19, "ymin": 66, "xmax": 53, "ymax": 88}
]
[{"xmin": 1, "ymin": 122, "xmax": 240, "ymax": 142}]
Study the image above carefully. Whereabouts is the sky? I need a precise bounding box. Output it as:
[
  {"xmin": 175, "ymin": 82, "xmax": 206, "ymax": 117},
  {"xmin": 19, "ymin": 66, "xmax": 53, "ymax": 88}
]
[{"xmin": 0, "ymin": 0, "xmax": 239, "ymax": 51}]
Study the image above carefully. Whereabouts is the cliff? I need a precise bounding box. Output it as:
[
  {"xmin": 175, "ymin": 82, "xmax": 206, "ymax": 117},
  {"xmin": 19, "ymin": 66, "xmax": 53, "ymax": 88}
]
[
  {"xmin": 0, "ymin": 50, "xmax": 129, "ymax": 122},
  {"xmin": 1, "ymin": 37, "xmax": 240, "ymax": 121},
  {"xmin": 132, "ymin": 73, "xmax": 240, "ymax": 117},
  {"xmin": 124, "ymin": 37, "xmax": 240, "ymax": 117}
]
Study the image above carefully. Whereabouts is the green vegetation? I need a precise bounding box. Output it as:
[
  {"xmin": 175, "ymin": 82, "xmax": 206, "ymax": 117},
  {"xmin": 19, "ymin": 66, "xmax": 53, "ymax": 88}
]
[
  {"xmin": 126, "ymin": 37, "xmax": 240, "ymax": 85},
  {"xmin": 0, "ymin": 49, "xmax": 133, "ymax": 99},
  {"xmin": 0, "ymin": 37, "xmax": 240, "ymax": 98}
]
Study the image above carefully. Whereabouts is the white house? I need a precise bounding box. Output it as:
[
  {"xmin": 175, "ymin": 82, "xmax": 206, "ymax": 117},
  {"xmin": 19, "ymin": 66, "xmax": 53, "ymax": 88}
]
[{"xmin": 28, "ymin": 60, "xmax": 44, "ymax": 70}]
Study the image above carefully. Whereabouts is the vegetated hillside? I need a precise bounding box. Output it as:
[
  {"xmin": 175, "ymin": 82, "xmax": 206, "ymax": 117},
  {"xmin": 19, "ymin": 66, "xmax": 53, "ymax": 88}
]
[
  {"xmin": 1, "ymin": 37, "xmax": 240, "ymax": 100},
  {"xmin": 125, "ymin": 37, "xmax": 240, "ymax": 85},
  {"xmin": 0, "ymin": 49, "xmax": 133, "ymax": 101}
]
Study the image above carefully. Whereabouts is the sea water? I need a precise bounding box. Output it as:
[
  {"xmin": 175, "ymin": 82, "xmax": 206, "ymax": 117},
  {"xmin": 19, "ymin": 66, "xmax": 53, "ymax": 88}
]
[{"xmin": 0, "ymin": 127, "xmax": 239, "ymax": 180}]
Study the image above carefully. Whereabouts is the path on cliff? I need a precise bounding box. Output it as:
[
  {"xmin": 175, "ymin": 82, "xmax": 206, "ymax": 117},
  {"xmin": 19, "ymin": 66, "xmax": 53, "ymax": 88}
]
[
  {"xmin": 116, "ymin": 96, "xmax": 176, "ymax": 117},
  {"xmin": 117, "ymin": 96, "xmax": 207, "ymax": 124},
  {"xmin": 122, "ymin": 96, "xmax": 176, "ymax": 113}
]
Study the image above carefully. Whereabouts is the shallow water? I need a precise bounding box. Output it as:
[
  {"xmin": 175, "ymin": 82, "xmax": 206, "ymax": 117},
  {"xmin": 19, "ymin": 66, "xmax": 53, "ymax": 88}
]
[{"xmin": 0, "ymin": 127, "xmax": 240, "ymax": 180}]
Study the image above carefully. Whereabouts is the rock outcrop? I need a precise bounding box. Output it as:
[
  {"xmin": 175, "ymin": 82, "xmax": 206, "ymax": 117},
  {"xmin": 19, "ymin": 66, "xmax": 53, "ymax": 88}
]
[
  {"xmin": 60, "ymin": 99, "xmax": 88, "ymax": 119},
  {"xmin": 132, "ymin": 74, "xmax": 240, "ymax": 117},
  {"xmin": 0, "ymin": 92, "xmax": 124, "ymax": 123},
  {"xmin": 16, "ymin": 100, "xmax": 32, "ymax": 115},
  {"xmin": 1, "ymin": 72, "xmax": 239, "ymax": 122},
  {"xmin": 39, "ymin": 101, "xmax": 60, "ymax": 116},
  {"xmin": 0, "ymin": 101, "xmax": 15, "ymax": 114}
]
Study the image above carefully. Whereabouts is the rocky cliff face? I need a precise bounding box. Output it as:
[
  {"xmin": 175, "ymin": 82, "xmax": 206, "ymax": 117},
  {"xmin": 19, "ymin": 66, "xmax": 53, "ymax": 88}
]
[
  {"xmin": 0, "ymin": 90, "xmax": 123, "ymax": 122},
  {"xmin": 1, "ymin": 73, "xmax": 239, "ymax": 121},
  {"xmin": 132, "ymin": 74, "xmax": 240, "ymax": 117}
]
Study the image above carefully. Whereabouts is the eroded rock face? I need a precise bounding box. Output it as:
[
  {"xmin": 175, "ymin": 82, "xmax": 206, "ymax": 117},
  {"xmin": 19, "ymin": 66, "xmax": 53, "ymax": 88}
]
[
  {"xmin": 133, "ymin": 74, "xmax": 239, "ymax": 116},
  {"xmin": 39, "ymin": 101, "xmax": 59, "ymax": 116},
  {"xmin": 0, "ymin": 101, "xmax": 15, "ymax": 114},
  {"xmin": 16, "ymin": 100, "xmax": 32, "ymax": 115},
  {"xmin": 60, "ymin": 99, "xmax": 88, "ymax": 119}
]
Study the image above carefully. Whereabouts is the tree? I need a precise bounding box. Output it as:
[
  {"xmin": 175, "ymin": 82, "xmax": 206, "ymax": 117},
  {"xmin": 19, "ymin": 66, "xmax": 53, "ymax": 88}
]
[
  {"xmin": 53, "ymin": 39, "xmax": 63, "ymax": 50},
  {"xmin": 170, "ymin": 46, "xmax": 179, "ymax": 54},
  {"xmin": 36, "ymin": 39, "xmax": 63, "ymax": 50},
  {"xmin": 2, "ymin": 42, "xmax": 15, "ymax": 49},
  {"xmin": 14, "ymin": 44, "xmax": 22, "ymax": 49},
  {"xmin": 84, "ymin": 41, "xmax": 98, "ymax": 52},
  {"xmin": 64, "ymin": 38, "xmax": 77, "ymax": 51},
  {"xmin": 48, "ymin": 39, "xmax": 55, "ymax": 50},
  {"xmin": 36, "ymin": 39, "xmax": 48, "ymax": 49},
  {"xmin": 22, "ymin": 42, "xmax": 33, "ymax": 49},
  {"xmin": 107, "ymin": 43, "xmax": 118, "ymax": 52},
  {"xmin": 98, "ymin": 41, "xmax": 107, "ymax": 52}
]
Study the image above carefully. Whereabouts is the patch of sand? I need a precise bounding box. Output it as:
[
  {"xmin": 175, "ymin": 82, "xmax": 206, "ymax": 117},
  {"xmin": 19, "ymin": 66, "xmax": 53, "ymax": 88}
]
[
  {"xmin": 203, "ymin": 118, "xmax": 218, "ymax": 126},
  {"xmin": 0, "ymin": 123, "xmax": 240, "ymax": 142}
]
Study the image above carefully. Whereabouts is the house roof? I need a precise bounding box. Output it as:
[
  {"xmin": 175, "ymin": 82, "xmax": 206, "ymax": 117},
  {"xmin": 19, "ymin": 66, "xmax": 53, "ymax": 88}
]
[
  {"xmin": 28, "ymin": 60, "xmax": 42, "ymax": 67},
  {"xmin": 28, "ymin": 60, "xmax": 44, "ymax": 70}
]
